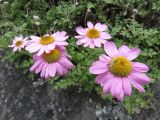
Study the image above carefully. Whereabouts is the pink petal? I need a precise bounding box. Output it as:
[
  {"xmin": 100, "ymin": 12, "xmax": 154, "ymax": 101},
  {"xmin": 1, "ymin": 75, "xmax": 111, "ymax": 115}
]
[
  {"xmin": 129, "ymin": 76, "xmax": 145, "ymax": 93},
  {"xmin": 129, "ymin": 72, "xmax": 150, "ymax": 84},
  {"xmin": 126, "ymin": 48, "xmax": 140, "ymax": 60},
  {"xmin": 25, "ymin": 43, "xmax": 39, "ymax": 51},
  {"xmin": 94, "ymin": 23, "xmax": 102, "ymax": 30},
  {"xmin": 93, "ymin": 39, "xmax": 101, "ymax": 47},
  {"xmin": 83, "ymin": 39, "xmax": 91, "ymax": 47},
  {"xmin": 13, "ymin": 47, "xmax": 18, "ymax": 52},
  {"xmin": 76, "ymin": 40, "xmax": 83, "ymax": 45},
  {"xmin": 79, "ymin": 37, "xmax": 89, "ymax": 43},
  {"xmin": 56, "ymin": 62, "xmax": 64, "ymax": 75},
  {"xmin": 95, "ymin": 23, "xmax": 108, "ymax": 31},
  {"xmin": 76, "ymin": 27, "xmax": 87, "ymax": 35},
  {"xmin": 100, "ymin": 39, "xmax": 107, "ymax": 44},
  {"xmin": 100, "ymin": 32, "xmax": 111, "ymax": 39},
  {"xmin": 132, "ymin": 62, "xmax": 149, "ymax": 72},
  {"xmin": 75, "ymin": 35, "xmax": 85, "ymax": 39},
  {"xmin": 54, "ymin": 34, "xmax": 69, "ymax": 41},
  {"xmin": 104, "ymin": 41, "xmax": 119, "ymax": 57},
  {"xmin": 89, "ymin": 40, "xmax": 95, "ymax": 48},
  {"xmin": 110, "ymin": 78, "xmax": 120, "ymax": 96},
  {"xmin": 122, "ymin": 78, "xmax": 132, "ymax": 96},
  {"xmin": 89, "ymin": 61, "xmax": 108, "ymax": 74},
  {"xmin": 113, "ymin": 79, "xmax": 123, "ymax": 98},
  {"xmin": 45, "ymin": 66, "xmax": 50, "ymax": 79},
  {"xmin": 49, "ymin": 64, "xmax": 56, "ymax": 77},
  {"xmin": 40, "ymin": 64, "xmax": 47, "ymax": 78},
  {"xmin": 28, "ymin": 45, "xmax": 41, "ymax": 53},
  {"xmin": 99, "ymin": 54, "xmax": 111, "ymax": 62},
  {"xmin": 87, "ymin": 21, "xmax": 94, "ymax": 28},
  {"xmin": 37, "ymin": 48, "xmax": 45, "ymax": 56},
  {"xmin": 118, "ymin": 45, "xmax": 130, "ymax": 57},
  {"xmin": 30, "ymin": 36, "xmax": 40, "ymax": 40},
  {"xmin": 117, "ymin": 91, "xmax": 124, "ymax": 102},
  {"xmin": 35, "ymin": 62, "xmax": 45, "ymax": 73},
  {"xmin": 96, "ymin": 72, "xmax": 108, "ymax": 84},
  {"xmin": 92, "ymin": 60, "xmax": 107, "ymax": 66},
  {"xmin": 59, "ymin": 58, "xmax": 73, "ymax": 69},
  {"xmin": 30, "ymin": 60, "xmax": 42, "ymax": 72},
  {"xmin": 57, "ymin": 41, "xmax": 68, "ymax": 46},
  {"xmin": 33, "ymin": 54, "xmax": 40, "ymax": 61},
  {"xmin": 47, "ymin": 44, "xmax": 55, "ymax": 50},
  {"xmin": 103, "ymin": 79, "xmax": 112, "ymax": 93}
]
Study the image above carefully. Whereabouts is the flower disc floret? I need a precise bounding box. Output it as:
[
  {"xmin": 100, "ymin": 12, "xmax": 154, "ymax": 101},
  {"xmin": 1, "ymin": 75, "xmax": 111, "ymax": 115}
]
[
  {"xmin": 109, "ymin": 56, "xmax": 132, "ymax": 77},
  {"xmin": 40, "ymin": 36, "xmax": 55, "ymax": 45},
  {"xmin": 42, "ymin": 48, "xmax": 61, "ymax": 63},
  {"xmin": 86, "ymin": 29, "xmax": 100, "ymax": 39}
]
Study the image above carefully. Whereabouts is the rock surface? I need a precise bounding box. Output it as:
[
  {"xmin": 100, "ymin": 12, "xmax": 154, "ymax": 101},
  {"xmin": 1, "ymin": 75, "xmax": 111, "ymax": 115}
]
[{"xmin": 0, "ymin": 60, "xmax": 160, "ymax": 120}]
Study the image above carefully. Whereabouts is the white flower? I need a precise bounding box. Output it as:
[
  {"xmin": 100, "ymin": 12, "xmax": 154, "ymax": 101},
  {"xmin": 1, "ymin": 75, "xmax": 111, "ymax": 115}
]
[
  {"xmin": 35, "ymin": 21, "xmax": 40, "ymax": 26},
  {"xmin": 33, "ymin": 16, "xmax": 40, "ymax": 21},
  {"xmin": 9, "ymin": 35, "xmax": 28, "ymax": 52}
]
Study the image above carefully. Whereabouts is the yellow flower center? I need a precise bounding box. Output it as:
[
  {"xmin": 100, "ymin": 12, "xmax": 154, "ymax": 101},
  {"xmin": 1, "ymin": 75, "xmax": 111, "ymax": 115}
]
[
  {"xmin": 86, "ymin": 29, "xmax": 100, "ymax": 39},
  {"xmin": 15, "ymin": 40, "xmax": 23, "ymax": 47},
  {"xmin": 109, "ymin": 56, "xmax": 132, "ymax": 77},
  {"xmin": 40, "ymin": 36, "xmax": 55, "ymax": 45},
  {"xmin": 42, "ymin": 48, "xmax": 61, "ymax": 63}
]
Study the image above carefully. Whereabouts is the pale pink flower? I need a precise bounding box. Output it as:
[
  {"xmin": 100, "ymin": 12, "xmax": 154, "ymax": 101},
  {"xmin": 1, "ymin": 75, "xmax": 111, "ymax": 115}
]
[
  {"xmin": 89, "ymin": 41, "xmax": 151, "ymax": 101},
  {"xmin": 75, "ymin": 21, "xmax": 111, "ymax": 48},
  {"xmin": 26, "ymin": 31, "xmax": 69, "ymax": 56},
  {"xmin": 30, "ymin": 46, "xmax": 74, "ymax": 79},
  {"xmin": 9, "ymin": 35, "xmax": 28, "ymax": 52}
]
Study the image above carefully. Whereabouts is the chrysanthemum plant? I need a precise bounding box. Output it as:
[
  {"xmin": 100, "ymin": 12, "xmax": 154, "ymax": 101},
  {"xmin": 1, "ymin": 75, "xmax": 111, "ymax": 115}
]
[{"xmin": 9, "ymin": 21, "xmax": 151, "ymax": 102}]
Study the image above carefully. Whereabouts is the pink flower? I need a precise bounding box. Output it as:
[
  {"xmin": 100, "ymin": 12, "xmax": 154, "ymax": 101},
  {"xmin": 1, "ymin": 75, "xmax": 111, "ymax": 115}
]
[
  {"xmin": 9, "ymin": 35, "xmax": 28, "ymax": 52},
  {"xmin": 89, "ymin": 41, "xmax": 151, "ymax": 101},
  {"xmin": 75, "ymin": 21, "xmax": 111, "ymax": 48},
  {"xmin": 26, "ymin": 31, "xmax": 69, "ymax": 56},
  {"xmin": 30, "ymin": 46, "xmax": 74, "ymax": 79}
]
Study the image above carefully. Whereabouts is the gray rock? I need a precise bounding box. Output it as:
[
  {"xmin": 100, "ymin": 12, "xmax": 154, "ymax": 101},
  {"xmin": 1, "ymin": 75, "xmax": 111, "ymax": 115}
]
[{"xmin": 0, "ymin": 57, "xmax": 160, "ymax": 120}]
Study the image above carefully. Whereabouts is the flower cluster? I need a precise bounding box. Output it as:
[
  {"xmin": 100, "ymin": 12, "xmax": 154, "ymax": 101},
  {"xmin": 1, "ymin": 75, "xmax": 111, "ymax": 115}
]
[
  {"xmin": 9, "ymin": 32, "xmax": 73, "ymax": 79},
  {"xmin": 9, "ymin": 21, "xmax": 151, "ymax": 101}
]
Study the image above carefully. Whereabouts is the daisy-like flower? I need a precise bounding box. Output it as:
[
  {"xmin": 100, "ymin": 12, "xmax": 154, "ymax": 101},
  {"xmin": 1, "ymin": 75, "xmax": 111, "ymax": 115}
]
[
  {"xmin": 75, "ymin": 21, "xmax": 111, "ymax": 48},
  {"xmin": 30, "ymin": 46, "xmax": 74, "ymax": 79},
  {"xmin": 9, "ymin": 35, "xmax": 28, "ymax": 52},
  {"xmin": 25, "ymin": 31, "xmax": 69, "ymax": 56},
  {"xmin": 89, "ymin": 41, "xmax": 151, "ymax": 101}
]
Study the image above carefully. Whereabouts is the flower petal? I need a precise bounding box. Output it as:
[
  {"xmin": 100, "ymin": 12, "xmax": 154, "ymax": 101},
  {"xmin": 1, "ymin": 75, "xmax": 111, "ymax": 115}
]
[
  {"xmin": 132, "ymin": 62, "xmax": 149, "ymax": 72},
  {"xmin": 89, "ymin": 40, "xmax": 95, "ymax": 48},
  {"xmin": 129, "ymin": 76, "xmax": 145, "ymax": 93},
  {"xmin": 87, "ymin": 21, "xmax": 94, "ymax": 28},
  {"xmin": 30, "ymin": 36, "xmax": 40, "ymax": 40},
  {"xmin": 126, "ymin": 48, "xmax": 140, "ymax": 60},
  {"xmin": 118, "ymin": 45, "xmax": 130, "ymax": 57},
  {"xmin": 122, "ymin": 78, "xmax": 132, "ymax": 96},
  {"xmin": 49, "ymin": 64, "xmax": 56, "ymax": 77},
  {"xmin": 83, "ymin": 39, "xmax": 91, "ymax": 47},
  {"xmin": 103, "ymin": 79, "xmax": 112, "ymax": 93},
  {"xmin": 117, "ymin": 91, "xmax": 124, "ymax": 102},
  {"xmin": 90, "ymin": 60, "xmax": 108, "ymax": 74},
  {"xmin": 95, "ymin": 23, "xmax": 108, "ymax": 31},
  {"xmin": 100, "ymin": 32, "xmax": 111, "ymax": 39},
  {"xmin": 93, "ymin": 38, "xmax": 101, "ymax": 47},
  {"xmin": 130, "ymin": 72, "xmax": 150, "ymax": 84},
  {"xmin": 99, "ymin": 54, "xmax": 111, "ymax": 62},
  {"xmin": 104, "ymin": 41, "xmax": 119, "ymax": 57},
  {"xmin": 76, "ymin": 27, "xmax": 87, "ymax": 35},
  {"xmin": 37, "ymin": 48, "xmax": 45, "ymax": 56},
  {"xmin": 30, "ymin": 60, "xmax": 42, "ymax": 72}
]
